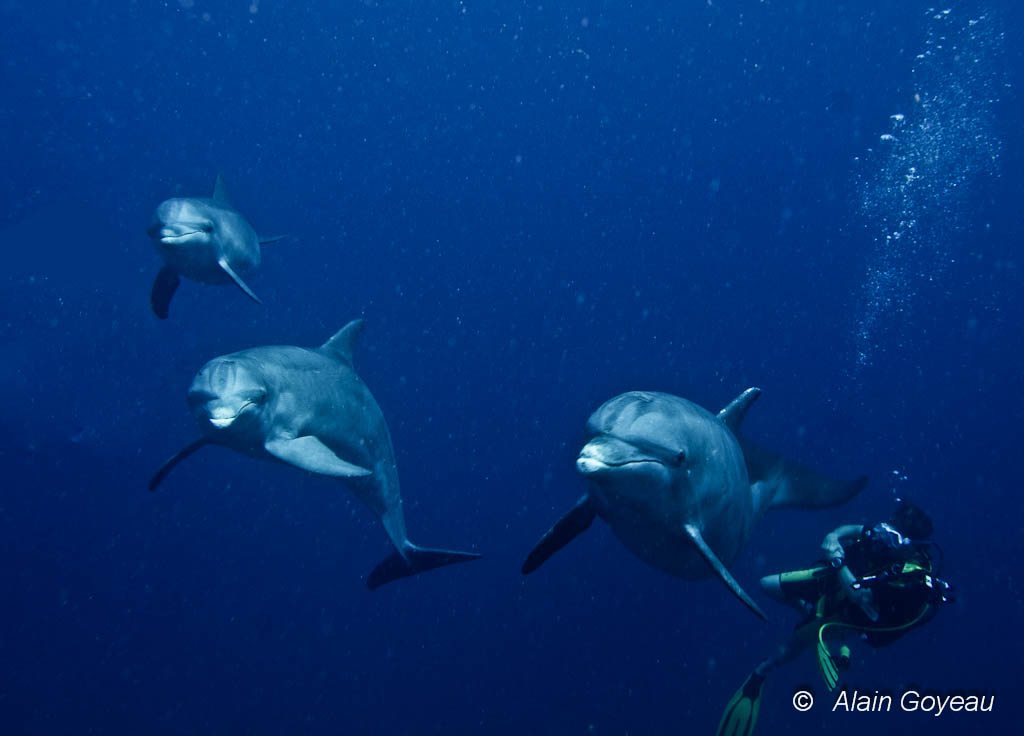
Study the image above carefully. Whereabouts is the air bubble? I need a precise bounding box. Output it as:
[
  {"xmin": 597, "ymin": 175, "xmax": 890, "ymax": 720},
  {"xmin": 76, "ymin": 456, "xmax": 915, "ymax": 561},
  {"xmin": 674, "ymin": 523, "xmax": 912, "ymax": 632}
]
[{"xmin": 853, "ymin": 9, "xmax": 1003, "ymax": 371}]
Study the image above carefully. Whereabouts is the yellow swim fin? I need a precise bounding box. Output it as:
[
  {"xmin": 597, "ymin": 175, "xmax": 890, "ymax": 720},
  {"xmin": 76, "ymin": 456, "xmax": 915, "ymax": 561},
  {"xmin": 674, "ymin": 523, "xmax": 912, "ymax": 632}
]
[
  {"xmin": 816, "ymin": 624, "xmax": 841, "ymax": 691},
  {"xmin": 716, "ymin": 671, "xmax": 766, "ymax": 736}
]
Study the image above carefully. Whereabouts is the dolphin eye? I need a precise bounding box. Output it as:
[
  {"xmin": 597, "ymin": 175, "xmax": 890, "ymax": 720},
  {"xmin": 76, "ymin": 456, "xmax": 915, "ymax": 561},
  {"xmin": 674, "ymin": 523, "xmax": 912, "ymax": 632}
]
[
  {"xmin": 671, "ymin": 451, "xmax": 686, "ymax": 466},
  {"xmin": 202, "ymin": 223, "xmax": 214, "ymax": 232}
]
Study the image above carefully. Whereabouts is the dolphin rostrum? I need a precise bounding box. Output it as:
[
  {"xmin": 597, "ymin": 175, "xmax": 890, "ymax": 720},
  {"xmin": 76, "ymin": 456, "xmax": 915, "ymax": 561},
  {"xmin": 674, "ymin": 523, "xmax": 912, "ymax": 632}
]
[
  {"xmin": 522, "ymin": 389, "xmax": 866, "ymax": 619},
  {"xmin": 150, "ymin": 319, "xmax": 481, "ymax": 587},
  {"xmin": 147, "ymin": 174, "xmax": 282, "ymax": 319}
]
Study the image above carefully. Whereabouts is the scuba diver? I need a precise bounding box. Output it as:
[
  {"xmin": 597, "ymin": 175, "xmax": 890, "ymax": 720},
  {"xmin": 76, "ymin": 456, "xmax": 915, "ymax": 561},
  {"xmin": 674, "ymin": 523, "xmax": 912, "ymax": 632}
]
[{"xmin": 716, "ymin": 500, "xmax": 954, "ymax": 736}]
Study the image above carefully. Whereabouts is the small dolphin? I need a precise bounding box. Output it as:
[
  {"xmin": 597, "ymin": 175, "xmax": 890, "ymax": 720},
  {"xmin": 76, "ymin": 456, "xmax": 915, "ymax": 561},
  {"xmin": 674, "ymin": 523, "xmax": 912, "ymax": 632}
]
[
  {"xmin": 150, "ymin": 319, "xmax": 481, "ymax": 587},
  {"xmin": 522, "ymin": 389, "xmax": 866, "ymax": 619},
  {"xmin": 147, "ymin": 174, "xmax": 281, "ymax": 319}
]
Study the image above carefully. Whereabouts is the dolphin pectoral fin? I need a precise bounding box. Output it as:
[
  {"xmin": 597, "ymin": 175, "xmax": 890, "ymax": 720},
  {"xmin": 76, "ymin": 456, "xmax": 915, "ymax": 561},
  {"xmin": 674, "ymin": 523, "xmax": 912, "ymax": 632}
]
[
  {"xmin": 367, "ymin": 542, "xmax": 482, "ymax": 589},
  {"xmin": 717, "ymin": 387, "xmax": 762, "ymax": 434},
  {"xmin": 258, "ymin": 235, "xmax": 286, "ymax": 245},
  {"xmin": 521, "ymin": 495, "xmax": 596, "ymax": 574},
  {"xmin": 684, "ymin": 523, "xmax": 767, "ymax": 621},
  {"xmin": 740, "ymin": 437, "xmax": 867, "ymax": 514},
  {"xmin": 150, "ymin": 266, "xmax": 181, "ymax": 319},
  {"xmin": 217, "ymin": 256, "xmax": 262, "ymax": 305},
  {"xmin": 264, "ymin": 436, "xmax": 372, "ymax": 477},
  {"xmin": 149, "ymin": 438, "xmax": 210, "ymax": 491}
]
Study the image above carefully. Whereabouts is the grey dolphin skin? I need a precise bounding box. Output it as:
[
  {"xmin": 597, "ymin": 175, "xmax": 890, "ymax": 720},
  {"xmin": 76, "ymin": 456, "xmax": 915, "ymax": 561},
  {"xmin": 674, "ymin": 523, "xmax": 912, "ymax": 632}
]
[
  {"xmin": 150, "ymin": 319, "xmax": 481, "ymax": 588},
  {"xmin": 147, "ymin": 174, "xmax": 282, "ymax": 319},
  {"xmin": 521, "ymin": 389, "xmax": 866, "ymax": 619}
]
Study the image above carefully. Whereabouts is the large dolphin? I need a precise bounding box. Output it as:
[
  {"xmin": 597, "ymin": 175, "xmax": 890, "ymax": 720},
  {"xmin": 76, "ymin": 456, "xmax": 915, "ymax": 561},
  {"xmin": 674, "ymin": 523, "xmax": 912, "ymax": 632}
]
[
  {"xmin": 147, "ymin": 174, "xmax": 281, "ymax": 319},
  {"xmin": 150, "ymin": 319, "xmax": 481, "ymax": 587},
  {"xmin": 522, "ymin": 389, "xmax": 866, "ymax": 619}
]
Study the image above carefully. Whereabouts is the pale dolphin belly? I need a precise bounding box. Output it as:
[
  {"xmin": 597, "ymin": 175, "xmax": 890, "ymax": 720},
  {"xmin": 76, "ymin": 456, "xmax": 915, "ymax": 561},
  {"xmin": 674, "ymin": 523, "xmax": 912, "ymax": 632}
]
[{"xmin": 602, "ymin": 508, "xmax": 711, "ymax": 578}]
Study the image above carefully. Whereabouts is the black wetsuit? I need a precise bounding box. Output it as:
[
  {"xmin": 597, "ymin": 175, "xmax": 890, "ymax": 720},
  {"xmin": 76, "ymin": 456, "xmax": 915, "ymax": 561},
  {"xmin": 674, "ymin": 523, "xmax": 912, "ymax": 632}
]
[
  {"xmin": 778, "ymin": 527, "xmax": 940, "ymax": 646},
  {"xmin": 837, "ymin": 533, "xmax": 939, "ymax": 646}
]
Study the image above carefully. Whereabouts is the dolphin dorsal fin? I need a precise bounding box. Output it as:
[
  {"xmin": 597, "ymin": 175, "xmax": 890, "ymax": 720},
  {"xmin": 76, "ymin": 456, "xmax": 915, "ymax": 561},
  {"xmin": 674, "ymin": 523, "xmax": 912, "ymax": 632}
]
[
  {"xmin": 322, "ymin": 319, "xmax": 366, "ymax": 363},
  {"xmin": 212, "ymin": 174, "xmax": 231, "ymax": 204},
  {"xmin": 718, "ymin": 387, "xmax": 762, "ymax": 434}
]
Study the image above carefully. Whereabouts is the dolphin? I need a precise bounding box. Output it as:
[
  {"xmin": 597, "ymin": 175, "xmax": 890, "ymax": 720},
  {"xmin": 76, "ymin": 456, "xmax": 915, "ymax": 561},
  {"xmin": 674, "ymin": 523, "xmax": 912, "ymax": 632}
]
[
  {"xmin": 147, "ymin": 174, "xmax": 282, "ymax": 319},
  {"xmin": 150, "ymin": 319, "xmax": 481, "ymax": 587},
  {"xmin": 521, "ymin": 389, "xmax": 866, "ymax": 619}
]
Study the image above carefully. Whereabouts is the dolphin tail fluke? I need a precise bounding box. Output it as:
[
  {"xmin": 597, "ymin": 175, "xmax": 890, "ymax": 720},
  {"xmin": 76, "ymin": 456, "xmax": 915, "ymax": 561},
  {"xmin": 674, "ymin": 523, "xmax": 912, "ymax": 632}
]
[
  {"xmin": 741, "ymin": 437, "xmax": 867, "ymax": 515},
  {"xmin": 150, "ymin": 266, "xmax": 181, "ymax": 319},
  {"xmin": 521, "ymin": 494, "xmax": 596, "ymax": 574},
  {"xmin": 684, "ymin": 524, "xmax": 767, "ymax": 622},
  {"xmin": 366, "ymin": 542, "xmax": 481, "ymax": 589}
]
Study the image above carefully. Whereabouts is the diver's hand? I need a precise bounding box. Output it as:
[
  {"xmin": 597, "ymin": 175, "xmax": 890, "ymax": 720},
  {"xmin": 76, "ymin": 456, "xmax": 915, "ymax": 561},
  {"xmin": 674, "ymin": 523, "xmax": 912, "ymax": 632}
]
[
  {"xmin": 847, "ymin": 585, "xmax": 879, "ymax": 622},
  {"xmin": 821, "ymin": 525, "xmax": 865, "ymax": 563},
  {"xmin": 821, "ymin": 532, "xmax": 844, "ymax": 562},
  {"xmin": 839, "ymin": 566, "xmax": 880, "ymax": 622}
]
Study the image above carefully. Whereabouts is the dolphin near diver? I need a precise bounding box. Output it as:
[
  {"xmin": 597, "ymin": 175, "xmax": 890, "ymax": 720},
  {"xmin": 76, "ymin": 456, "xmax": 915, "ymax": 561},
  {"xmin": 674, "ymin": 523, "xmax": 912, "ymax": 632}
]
[
  {"xmin": 147, "ymin": 174, "xmax": 282, "ymax": 319},
  {"xmin": 522, "ymin": 389, "xmax": 866, "ymax": 619},
  {"xmin": 150, "ymin": 319, "xmax": 481, "ymax": 587}
]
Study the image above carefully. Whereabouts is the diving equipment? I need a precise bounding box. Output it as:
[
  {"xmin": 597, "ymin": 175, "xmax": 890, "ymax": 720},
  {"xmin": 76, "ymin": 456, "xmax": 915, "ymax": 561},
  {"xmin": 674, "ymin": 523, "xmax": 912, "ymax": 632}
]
[{"xmin": 716, "ymin": 671, "xmax": 766, "ymax": 736}]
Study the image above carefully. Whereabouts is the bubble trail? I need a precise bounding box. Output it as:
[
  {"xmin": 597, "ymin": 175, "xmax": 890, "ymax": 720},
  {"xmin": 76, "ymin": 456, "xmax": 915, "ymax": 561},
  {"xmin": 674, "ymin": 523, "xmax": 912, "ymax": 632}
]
[{"xmin": 852, "ymin": 8, "xmax": 1004, "ymax": 369}]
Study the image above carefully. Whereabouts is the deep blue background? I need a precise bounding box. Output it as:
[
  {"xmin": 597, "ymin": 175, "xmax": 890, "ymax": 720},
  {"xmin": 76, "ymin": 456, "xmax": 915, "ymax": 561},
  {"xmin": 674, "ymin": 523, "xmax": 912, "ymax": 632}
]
[{"xmin": 1, "ymin": 1, "xmax": 1021, "ymax": 734}]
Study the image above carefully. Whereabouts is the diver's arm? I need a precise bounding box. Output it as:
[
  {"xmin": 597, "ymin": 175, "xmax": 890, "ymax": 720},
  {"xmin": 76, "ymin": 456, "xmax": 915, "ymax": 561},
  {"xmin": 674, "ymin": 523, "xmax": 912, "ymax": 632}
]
[
  {"xmin": 837, "ymin": 565, "xmax": 858, "ymax": 592},
  {"xmin": 838, "ymin": 564, "xmax": 880, "ymax": 621},
  {"xmin": 822, "ymin": 524, "xmax": 879, "ymax": 621},
  {"xmin": 821, "ymin": 524, "xmax": 864, "ymax": 562}
]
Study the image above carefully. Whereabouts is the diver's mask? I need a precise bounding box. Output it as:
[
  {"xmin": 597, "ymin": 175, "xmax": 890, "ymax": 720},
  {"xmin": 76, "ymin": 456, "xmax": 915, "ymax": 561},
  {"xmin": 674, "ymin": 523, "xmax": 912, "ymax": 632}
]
[{"xmin": 866, "ymin": 521, "xmax": 910, "ymax": 549}]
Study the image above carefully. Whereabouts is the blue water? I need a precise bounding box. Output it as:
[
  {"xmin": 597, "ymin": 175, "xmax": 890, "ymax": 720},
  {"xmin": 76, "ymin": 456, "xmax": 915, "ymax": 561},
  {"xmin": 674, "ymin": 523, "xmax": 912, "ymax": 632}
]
[{"xmin": 1, "ymin": 1, "xmax": 1021, "ymax": 733}]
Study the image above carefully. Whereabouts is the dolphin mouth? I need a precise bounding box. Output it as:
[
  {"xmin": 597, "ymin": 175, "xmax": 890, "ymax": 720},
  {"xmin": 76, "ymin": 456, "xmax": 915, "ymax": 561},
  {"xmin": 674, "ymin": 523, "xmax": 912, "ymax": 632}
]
[
  {"xmin": 576, "ymin": 456, "xmax": 661, "ymax": 474},
  {"xmin": 576, "ymin": 457, "xmax": 606, "ymax": 474},
  {"xmin": 206, "ymin": 401, "xmax": 255, "ymax": 429},
  {"xmin": 159, "ymin": 229, "xmax": 203, "ymax": 243}
]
